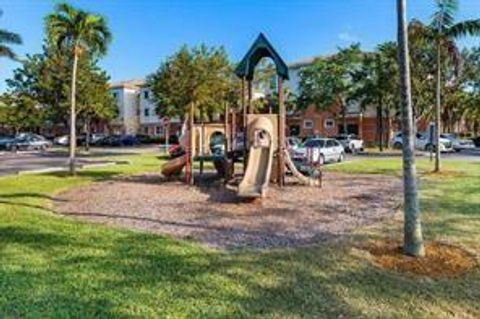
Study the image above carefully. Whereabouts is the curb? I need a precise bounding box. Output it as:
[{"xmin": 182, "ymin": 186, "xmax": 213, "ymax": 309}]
[
  {"xmin": 16, "ymin": 160, "xmax": 130, "ymax": 176},
  {"xmin": 356, "ymin": 152, "xmax": 428, "ymax": 158}
]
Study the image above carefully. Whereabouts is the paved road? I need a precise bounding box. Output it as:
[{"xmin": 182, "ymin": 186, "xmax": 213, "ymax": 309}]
[
  {"xmin": 1, "ymin": 145, "xmax": 478, "ymax": 177},
  {"xmin": 0, "ymin": 146, "xmax": 159, "ymax": 176}
]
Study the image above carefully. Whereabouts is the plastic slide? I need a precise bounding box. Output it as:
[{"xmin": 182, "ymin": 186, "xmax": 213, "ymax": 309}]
[
  {"xmin": 161, "ymin": 155, "xmax": 187, "ymax": 177},
  {"xmin": 238, "ymin": 117, "xmax": 275, "ymax": 198},
  {"xmin": 284, "ymin": 149, "xmax": 320, "ymax": 187}
]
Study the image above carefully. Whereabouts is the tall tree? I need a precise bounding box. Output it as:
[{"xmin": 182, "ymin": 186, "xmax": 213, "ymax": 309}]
[
  {"xmin": 46, "ymin": 2, "xmax": 111, "ymax": 175},
  {"xmin": 298, "ymin": 44, "xmax": 362, "ymax": 134},
  {"xmin": 0, "ymin": 93, "xmax": 44, "ymax": 133},
  {"xmin": 429, "ymin": 0, "xmax": 480, "ymax": 171},
  {"xmin": 148, "ymin": 45, "xmax": 234, "ymax": 121},
  {"xmin": 397, "ymin": 0, "xmax": 425, "ymax": 257},
  {"xmin": 0, "ymin": 10, "xmax": 22, "ymax": 61},
  {"xmin": 6, "ymin": 46, "xmax": 115, "ymax": 139},
  {"xmin": 354, "ymin": 42, "xmax": 399, "ymax": 151}
]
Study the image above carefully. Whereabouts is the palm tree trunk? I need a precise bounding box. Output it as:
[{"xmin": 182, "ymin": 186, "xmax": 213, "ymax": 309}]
[
  {"xmin": 69, "ymin": 51, "xmax": 79, "ymax": 175},
  {"xmin": 434, "ymin": 44, "xmax": 442, "ymax": 172},
  {"xmin": 397, "ymin": 0, "xmax": 425, "ymax": 257}
]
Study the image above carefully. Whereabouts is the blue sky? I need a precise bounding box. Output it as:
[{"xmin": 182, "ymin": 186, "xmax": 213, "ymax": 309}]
[{"xmin": 1, "ymin": 0, "xmax": 480, "ymax": 92}]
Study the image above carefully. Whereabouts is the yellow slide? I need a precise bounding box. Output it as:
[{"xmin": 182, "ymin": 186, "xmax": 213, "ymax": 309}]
[
  {"xmin": 161, "ymin": 155, "xmax": 187, "ymax": 177},
  {"xmin": 238, "ymin": 117, "xmax": 275, "ymax": 198}
]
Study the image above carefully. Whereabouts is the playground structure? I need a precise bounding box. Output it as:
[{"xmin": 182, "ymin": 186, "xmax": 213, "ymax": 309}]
[{"xmin": 161, "ymin": 33, "xmax": 319, "ymax": 197}]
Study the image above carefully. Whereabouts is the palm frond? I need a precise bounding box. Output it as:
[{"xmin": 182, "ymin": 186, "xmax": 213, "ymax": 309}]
[
  {"xmin": 0, "ymin": 45, "xmax": 17, "ymax": 59},
  {"xmin": 431, "ymin": 0, "xmax": 458, "ymax": 31},
  {"xmin": 0, "ymin": 29, "xmax": 22, "ymax": 45},
  {"xmin": 446, "ymin": 19, "xmax": 480, "ymax": 38}
]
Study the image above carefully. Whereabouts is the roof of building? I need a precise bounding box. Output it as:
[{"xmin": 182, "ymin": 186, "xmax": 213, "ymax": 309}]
[
  {"xmin": 110, "ymin": 79, "xmax": 146, "ymax": 90},
  {"xmin": 110, "ymin": 53, "xmax": 331, "ymax": 88}
]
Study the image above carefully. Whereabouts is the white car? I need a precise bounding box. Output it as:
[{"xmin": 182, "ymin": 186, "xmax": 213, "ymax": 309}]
[
  {"xmin": 54, "ymin": 135, "xmax": 69, "ymax": 145},
  {"xmin": 293, "ymin": 138, "xmax": 345, "ymax": 165},
  {"xmin": 334, "ymin": 134, "xmax": 364, "ymax": 153},
  {"xmin": 390, "ymin": 132, "xmax": 453, "ymax": 152},
  {"xmin": 440, "ymin": 133, "xmax": 475, "ymax": 152}
]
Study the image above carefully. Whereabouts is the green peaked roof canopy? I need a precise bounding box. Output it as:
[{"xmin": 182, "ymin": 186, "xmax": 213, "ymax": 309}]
[{"xmin": 235, "ymin": 33, "xmax": 289, "ymax": 81}]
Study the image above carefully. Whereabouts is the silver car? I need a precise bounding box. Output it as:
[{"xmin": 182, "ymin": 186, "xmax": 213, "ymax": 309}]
[{"xmin": 293, "ymin": 138, "xmax": 345, "ymax": 165}]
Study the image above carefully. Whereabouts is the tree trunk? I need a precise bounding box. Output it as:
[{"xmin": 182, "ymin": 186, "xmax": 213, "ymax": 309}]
[
  {"xmin": 69, "ymin": 51, "xmax": 79, "ymax": 175},
  {"xmin": 341, "ymin": 100, "xmax": 347, "ymax": 134},
  {"xmin": 397, "ymin": 0, "xmax": 425, "ymax": 257},
  {"xmin": 85, "ymin": 117, "xmax": 90, "ymax": 153},
  {"xmin": 377, "ymin": 101, "xmax": 384, "ymax": 152},
  {"xmin": 434, "ymin": 44, "xmax": 442, "ymax": 172}
]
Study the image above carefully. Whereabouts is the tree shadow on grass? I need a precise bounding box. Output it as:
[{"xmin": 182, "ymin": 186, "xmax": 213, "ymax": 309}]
[{"xmin": 1, "ymin": 224, "xmax": 480, "ymax": 318}]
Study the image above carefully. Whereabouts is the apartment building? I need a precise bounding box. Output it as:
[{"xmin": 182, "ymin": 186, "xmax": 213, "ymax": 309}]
[
  {"xmin": 110, "ymin": 55, "xmax": 391, "ymax": 144},
  {"xmin": 254, "ymin": 56, "xmax": 392, "ymax": 144},
  {"xmin": 109, "ymin": 79, "xmax": 180, "ymax": 137}
]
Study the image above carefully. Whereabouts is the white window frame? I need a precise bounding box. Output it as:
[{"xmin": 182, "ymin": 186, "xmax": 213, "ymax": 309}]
[
  {"xmin": 324, "ymin": 119, "xmax": 335, "ymax": 129},
  {"xmin": 303, "ymin": 120, "xmax": 314, "ymax": 129}
]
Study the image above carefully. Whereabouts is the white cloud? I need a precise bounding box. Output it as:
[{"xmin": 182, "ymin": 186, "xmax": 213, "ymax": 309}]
[{"xmin": 338, "ymin": 31, "xmax": 359, "ymax": 43}]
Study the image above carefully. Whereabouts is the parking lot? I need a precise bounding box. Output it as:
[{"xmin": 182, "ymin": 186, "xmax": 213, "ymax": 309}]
[{"xmin": 0, "ymin": 146, "xmax": 159, "ymax": 176}]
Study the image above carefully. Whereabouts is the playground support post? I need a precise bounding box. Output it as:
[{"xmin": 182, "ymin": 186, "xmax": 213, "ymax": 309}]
[
  {"xmin": 278, "ymin": 77, "xmax": 285, "ymax": 187},
  {"xmin": 242, "ymin": 77, "xmax": 248, "ymax": 171},
  {"xmin": 189, "ymin": 102, "xmax": 195, "ymax": 185}
]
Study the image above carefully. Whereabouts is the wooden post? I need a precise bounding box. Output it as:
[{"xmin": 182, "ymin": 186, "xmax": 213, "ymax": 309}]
[
  {"xmin": 231, "ymin": 108, "xmax": 236, "ymax": 177},
  {"xmin": 224, "ymin": 103, "xmax": 230, "ymax": 153},
  {"xmin": 278, "ymin": 77, "xmax": 285, "ymax": 187},
  {"xmin": 242, "ymin": 77, "xmax": 248, "ymax": 171},
  {"xmin": 189, "ymin": 102, "xmax": 195, "ymax": 185},
  {"xmin": 199, "ymin": 123, "xmax": 204, "ymax": 176},
  {"xmin": 247, "ymin": 80, "xmax": 253, "ymax": 114}
]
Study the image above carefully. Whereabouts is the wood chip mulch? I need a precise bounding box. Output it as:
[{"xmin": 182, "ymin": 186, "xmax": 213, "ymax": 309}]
[
  {"xmin": 362, "ymin": 240, "xmax": 477, "ymax": 278},
  {"xmin": 54, "ymin": 172, "xmax": 402, "ymax": 250}
]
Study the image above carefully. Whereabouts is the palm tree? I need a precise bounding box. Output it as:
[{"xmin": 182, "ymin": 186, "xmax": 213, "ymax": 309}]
[
  {"xmin": 397, "ymin": 0, "xmax": 425, "ymax": 257},
  {"xmin": 429, "ymin": 0, "xmax": 480, "ymax": 172},
  {"xmin": 46, "ymin": 2, "xmax": 111, "ymax": 175},
  {"xmin": 0, "ymin": 10, "xmax": 22, "ymax": 60}
]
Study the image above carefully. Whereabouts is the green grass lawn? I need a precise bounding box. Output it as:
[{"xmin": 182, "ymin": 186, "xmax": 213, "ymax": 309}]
[{"xmin": 0, "ymin": 154, "xmax": 479, "ymax": 318}]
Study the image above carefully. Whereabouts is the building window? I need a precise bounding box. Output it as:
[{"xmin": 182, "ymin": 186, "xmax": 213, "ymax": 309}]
[
  {"xmin": 144, "ymin": 90, "xmax": 149, "ymax": 99},
  {"xmin": 112, "ymin": 92, "xmax": 118, "ymax": 99},
  {"xmin": 144, "ymin": 108, "xmax": 149, "ymax": 117},
  {"xmin": 324, "ymin": 119, "xmax": 335, "ymax": 129},
  {"xmin": 144, "ymin": 127, "xmax": 149, "ymax": 134},
  {"xmin": 156, "ymin": 126, "xmax": 162, "ymax": 135},
  {"xmin": 303, "ymin": 120, "xmax": 314, "ymax": 129}
]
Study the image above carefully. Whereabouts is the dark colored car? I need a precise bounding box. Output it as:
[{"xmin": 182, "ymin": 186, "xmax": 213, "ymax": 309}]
[
  {"xmin": 96, "ymin": 134, "xmax": 139, "ymax": 147},
  {"xmin": 0, "ymin": 135, "xmax": 15, "ymax": 150},
  {"xmin": 472, "ymin": 136, "xmax": 480, "ymax": 148}
]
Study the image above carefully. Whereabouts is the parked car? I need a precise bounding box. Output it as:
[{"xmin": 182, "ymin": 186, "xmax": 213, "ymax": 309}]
[
  {"xmin": 473, "ymin": 136, "xmax": 480, "ymax": 147},
  {"xmin": 293, "ymin": 138, "xmax": 345, "ymax": 165},
  {"xmin": 286, "ymin": 136, "xmax": 302, "ymax": 151},
  {"xmin": 440, "ymin": 133, "xmax": 475, "ymax": 152},
  {"xmin": 96, "ymin": 135, "xmax": 122, "ymax": 146},
  {"xmin": 0, "ymin": 135, "xmax": 15, "ymax": 150},
  {"xmin": 390, "ymin": 132, "xmax": 453, "ymax": 152},
  {"xmin": 334, "ymin": 134, "xmax": 364, "ymax": 153},
  {"xmin": 54, "ymin": 135, "xmax": 69, "ymax": 145},
  {"xmin": 6, "ymin": 134, "xmax": 52, "ymax": 152},
  {"xmin": 209, "ymin": 133, "xmax": 225, "ymax": 156}
]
